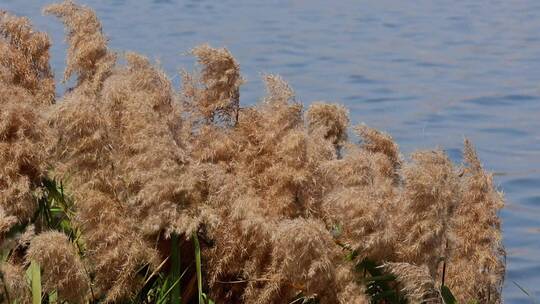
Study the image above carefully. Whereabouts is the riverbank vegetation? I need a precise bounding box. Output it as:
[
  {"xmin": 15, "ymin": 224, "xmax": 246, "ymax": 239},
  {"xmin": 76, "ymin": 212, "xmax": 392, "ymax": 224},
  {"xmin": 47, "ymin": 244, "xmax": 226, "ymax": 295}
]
[{"xmin": 0, "ymin": 1, "xmax": 505, "ymax": 303}]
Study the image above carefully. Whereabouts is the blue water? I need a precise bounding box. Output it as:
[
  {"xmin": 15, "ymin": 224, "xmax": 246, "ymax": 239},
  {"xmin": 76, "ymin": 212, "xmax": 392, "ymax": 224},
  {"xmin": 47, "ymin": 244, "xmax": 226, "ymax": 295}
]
[{"xmin": 3, "ymin": 0, "xmax": 540, "ymax": 302}]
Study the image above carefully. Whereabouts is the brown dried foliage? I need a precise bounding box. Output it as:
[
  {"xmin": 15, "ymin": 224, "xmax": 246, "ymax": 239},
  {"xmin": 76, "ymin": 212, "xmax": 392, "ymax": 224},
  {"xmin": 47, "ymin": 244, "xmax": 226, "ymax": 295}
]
[
  {"xmin": 26, "ymin": 231, "xmax": 89, "ymax": 303},
  {"xmin": 445, "ymin": 139, "xmax": 505, "ymax": 303},
  {"xmin": 383, "ymin": 262, "xmax": 442, "ymax": 303},
  {"xmin": 183, "ymin": 44, "xmax": 243, "ymax": 124},
  {"xmin": 396, "ymin": 150, "xmax": 460, "ymax": 276},
  {"xmin": 44, "ymin": 0, "xmax": 116, "ymax": 89},
  {"xmin": 0, "ymin": 11, "xmax": 53, "ymax": 237},
  {"xmin": 0, "ymin": 261, "xmax": 30, "ymax": 303},
  {"xmin": 0, "ymin": 1, "xmax": 505, "ymax": 303}
]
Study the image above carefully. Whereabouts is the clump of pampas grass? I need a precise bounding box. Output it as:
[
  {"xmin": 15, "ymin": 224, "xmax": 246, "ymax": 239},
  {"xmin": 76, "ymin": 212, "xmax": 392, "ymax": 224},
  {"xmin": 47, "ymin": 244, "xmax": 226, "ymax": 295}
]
[{"xmin": 0, "ymin": 1, "xmax": 505, "ymax": 303}]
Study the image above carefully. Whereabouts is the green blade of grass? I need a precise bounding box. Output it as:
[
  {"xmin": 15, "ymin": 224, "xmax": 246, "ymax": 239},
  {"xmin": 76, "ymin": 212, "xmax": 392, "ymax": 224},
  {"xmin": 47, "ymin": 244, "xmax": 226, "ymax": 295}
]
[
  {"xmin": 26, "ymin": 260, "xmax": 41, "ymax": 304},
  {"xmin": 171, "ymin": 233, "xmax": 181, "ymax": 304},
  {"xmin": 158, "ymin": 267, "xmax": 190, "ymax": 304},
  {"xmin": 202, "ymin": 294, "xmax": 214, "ymax": 304},
  {"xmin": 159, "ymin": 277, "xmax": 181, "ymax": 304},
  {"xmin": 441, "ymin": 285, "xmax": 457, "ymax": 304},
  {"xmin": 48, "ymin": 290, "xmax": 58, "ymax": 304},
  {"xmin": 193, "ymin": 232, "xmax": 203, "ymax": 304}
]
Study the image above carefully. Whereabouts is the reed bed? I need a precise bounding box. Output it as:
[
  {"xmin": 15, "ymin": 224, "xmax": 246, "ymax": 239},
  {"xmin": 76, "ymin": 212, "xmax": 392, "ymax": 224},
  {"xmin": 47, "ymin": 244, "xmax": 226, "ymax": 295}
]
[{"xmin": 0, "ymin": 1, "xmax": 505, "ymax": 303}]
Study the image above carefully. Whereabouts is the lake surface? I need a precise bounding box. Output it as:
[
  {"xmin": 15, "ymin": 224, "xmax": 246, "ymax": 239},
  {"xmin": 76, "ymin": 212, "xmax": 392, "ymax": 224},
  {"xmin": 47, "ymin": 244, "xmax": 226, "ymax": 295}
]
[{"xmin": 3, "ymin": 0, "xmax": 540, "ymax": 302}]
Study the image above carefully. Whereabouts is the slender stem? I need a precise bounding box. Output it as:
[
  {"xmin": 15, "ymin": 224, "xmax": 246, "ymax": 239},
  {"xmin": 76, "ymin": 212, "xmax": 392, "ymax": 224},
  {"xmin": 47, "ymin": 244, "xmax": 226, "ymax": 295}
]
[
  {"xmin": 30, "ymin": 260, "xmax": 41, "ymax": 304},
  {"xmin": 171, "ymin": 234, "xmax": 181, "ymax": 304},
  {"xmin": 193, "ymin": 232, "xmax": 203, "ymax": 304},
  {"xmin": 441, "ymin": 261, "xmax": 447, "ymax": 288},
  {"xmin": 441, "ymin": 239, "xmax": 448, "ymax": 288}
]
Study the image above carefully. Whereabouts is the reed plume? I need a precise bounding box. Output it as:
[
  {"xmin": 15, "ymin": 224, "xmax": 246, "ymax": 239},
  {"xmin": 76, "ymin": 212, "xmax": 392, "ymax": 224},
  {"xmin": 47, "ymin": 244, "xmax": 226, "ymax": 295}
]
[
  {"xmin": 44, "ymin": 0, "xmax": 115, "ymax": 89},
  {"xmin": 183, "ymin": 44, "xmax": 243, "ymax": 124},
  {"xmin": 45, "ymin": 2, "xmax": 160, "ymax": 300},
  {"xmin": 0, "ymin": 11, "xmax": 53, "ymax": 236},
  {"xmin": 26, "ymin": 231, "xmax": 89, "ymax": 303},
  {"xmin": 445, "ymin": 139, "xmax": 505, "ymax": 303},
  {"xmin": 383, "ymin": 262, "xmax": 442, "ymax": 303},
  {"xmin": 306, "ymin": 102, "xmax": 349, "ymax": 150},
  {"xmin": 0, "ymin": 261, "xmax": 30, "ymax": 302},
  {"xmin": 395, "ymin": 150, "xmax": 460, "ymax": 277}
]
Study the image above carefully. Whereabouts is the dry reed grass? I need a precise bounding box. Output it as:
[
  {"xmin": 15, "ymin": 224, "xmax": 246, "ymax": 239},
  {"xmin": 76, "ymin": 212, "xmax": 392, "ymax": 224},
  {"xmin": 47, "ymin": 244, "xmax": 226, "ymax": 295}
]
[{"xmin": 0, "ymin": 1, "xmax": 505, "ymax": 303}]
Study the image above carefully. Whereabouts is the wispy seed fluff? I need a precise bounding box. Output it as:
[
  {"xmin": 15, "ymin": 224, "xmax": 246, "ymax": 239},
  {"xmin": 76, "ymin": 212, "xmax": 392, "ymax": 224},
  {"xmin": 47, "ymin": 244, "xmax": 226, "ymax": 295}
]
[
  {"xmin": 383, "ymin": 262, "xmax": 442, "ymax": 303},
  {"xmin": 0, "ymin": 261, "xmax": 30, "ymax": 303},
  {"xmin": 26, "ymin": 231, "xmax": 89, "ymax": 303},
  {"xmin": 0, "ymin": 11, "xmax": 54, "ymax": 103},
  {"xmin": 306, "ymin": 102, "xmax": 349, "ymax": 147},
  {"xmin": 445, "ymin": 140, "xmax": 505, "ymax": 303},
  {"xmin": 319, "ymin": 125, "xmax": 400, "ymax": 264},
  {"xmin": 45, "ymin": 1, "xmax": 160, "ymax": 301},
  {"xmin": 44, "ymin": 0, "xmax": 115, "ymax": 88},
  {"xmin": 0, "ymin": 11, "xmax": 53, "ymax": 233},
  {"xmin": 396, "ymin": 150, "xmax": 460, "ymax": 276},
  {"xmin": 246, "ymin": 219, "xmax": 343, "ymax": 303},
  {"xmin": 183, "ymin": 44, "xmax": 244, "ymax": 124},
  {"xmin": 101, "ymin": 52, "xmax": 198, "ymax": 237}
]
